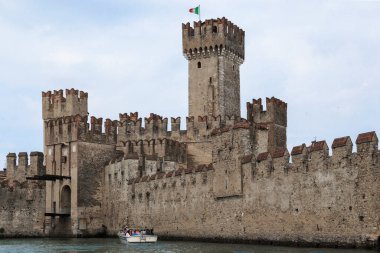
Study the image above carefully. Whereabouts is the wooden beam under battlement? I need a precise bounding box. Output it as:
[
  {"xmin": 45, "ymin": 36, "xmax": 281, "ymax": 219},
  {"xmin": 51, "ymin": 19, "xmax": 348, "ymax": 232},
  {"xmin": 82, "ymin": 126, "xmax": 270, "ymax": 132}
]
[
  {"xmin": 44, "ymin": 213, "xmax": 70, "ymax": 218},
  {"xmin": 26, "ymin": 174, "xmax": 71, "ymax": 181}
]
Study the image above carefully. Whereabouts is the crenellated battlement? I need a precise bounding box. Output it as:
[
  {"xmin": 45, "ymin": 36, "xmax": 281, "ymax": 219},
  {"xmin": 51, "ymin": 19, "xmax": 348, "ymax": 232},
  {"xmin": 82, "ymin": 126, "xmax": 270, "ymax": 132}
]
[
  {"xmin": 246, "ymin": 97, "xmax": 287, "ymax": 153},
  {"xmin": 0, "ymin": 170, "xmax": 6, "ymax": 181},
  {"xmin": 117, "ymin": 138, "xmax": 187, "ymax": 164},
  {"xmin": 117, "ymin": 113, "xmax": 242, "ymax": 144},
  {"xmin": 5, "ymin": 152, "xmax": 45, "ymax": 185},
  {"xmin": 44, "ymin": 114, "xmax": 117, "ymax": 145},
  {"xmin": 254, "ymin": 131, "xmax": 379, "ymax": 177},
  {"xmin": 246, "ymin": 97, "xmax": 287, "ymax": 126},
  {"xmin": 42, "ymin": 88, "xmax": 88, "ymax": 120},
  {"xmin": 182, "ymin": 17, "xmax": 244, "ymax": 62},
  {"xmin": 356, "ymin": 131, "xmax": 378, "ymax": 153},
  {"xmin": 105, "ymin": 119, "xmax": 118, "ymax": 138},
  {"xmin": 210, "ymin": 119, "xmax": 251, "ymax": 136},
  {"xmin": 144, "ymin": 113, "xmax": 168, "ymax": 139},
  {"xmin": 119, "ymin": 112, "xmax": 139, "ymax": 122}
]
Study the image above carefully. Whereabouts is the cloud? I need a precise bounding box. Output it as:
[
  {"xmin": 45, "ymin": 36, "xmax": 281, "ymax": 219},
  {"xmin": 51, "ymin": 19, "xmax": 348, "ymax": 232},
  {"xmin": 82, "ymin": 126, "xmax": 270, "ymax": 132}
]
[{"xmin": 0, "ymin": 1, "xmax": 380, "ymax": 170}]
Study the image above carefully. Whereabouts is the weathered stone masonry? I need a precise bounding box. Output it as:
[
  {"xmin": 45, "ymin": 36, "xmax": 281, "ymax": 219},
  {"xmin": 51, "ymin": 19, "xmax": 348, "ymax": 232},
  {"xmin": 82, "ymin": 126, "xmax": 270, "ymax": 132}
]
[{"xmin": 0, "ymin": 17, "xmax": 379, "ymax": 248}]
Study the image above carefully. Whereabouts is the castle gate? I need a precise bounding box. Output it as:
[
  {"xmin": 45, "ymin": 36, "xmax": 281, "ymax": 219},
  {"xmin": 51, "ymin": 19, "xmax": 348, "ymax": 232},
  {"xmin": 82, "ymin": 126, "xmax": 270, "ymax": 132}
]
[{"xmin": 60, "ymin": 185, "xmax": 71, "ymax": 215}]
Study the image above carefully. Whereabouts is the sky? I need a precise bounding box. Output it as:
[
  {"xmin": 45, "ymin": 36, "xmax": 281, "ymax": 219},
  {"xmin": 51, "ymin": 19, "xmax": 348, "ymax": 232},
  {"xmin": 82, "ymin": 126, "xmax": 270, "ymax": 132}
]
[{"xmin": 0, "ymin": 0, "xmax": 380, "ymax": 169}]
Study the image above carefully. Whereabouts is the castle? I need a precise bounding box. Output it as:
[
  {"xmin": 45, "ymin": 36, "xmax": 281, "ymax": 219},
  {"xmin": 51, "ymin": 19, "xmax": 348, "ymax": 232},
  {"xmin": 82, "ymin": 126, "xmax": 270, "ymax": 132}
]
[{"xmin": 0, "ymin": 17, "xmax": 379, "ymax": 249}]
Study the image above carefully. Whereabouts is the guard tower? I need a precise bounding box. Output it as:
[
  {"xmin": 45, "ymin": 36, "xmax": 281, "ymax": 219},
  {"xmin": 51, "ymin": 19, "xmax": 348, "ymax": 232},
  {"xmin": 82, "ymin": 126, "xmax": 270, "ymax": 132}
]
[
  {"xmin": 41, "ymin": 89, "xmax": 88, "ymax": 236},
  {"xmin": 182, "ymin": 18, "xmax": 245, "ymax": 118}
]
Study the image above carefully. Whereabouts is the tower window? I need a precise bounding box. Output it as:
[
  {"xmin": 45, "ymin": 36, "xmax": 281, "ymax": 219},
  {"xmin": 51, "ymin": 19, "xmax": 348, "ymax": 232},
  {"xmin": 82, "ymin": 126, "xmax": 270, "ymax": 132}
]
[
  {"xmin": 233, "ymin": 65, "xmax": 235, "ymax": 71},
  {"xmin": 212, "ymin": 26, "xmax": 217, "ymax": 33},
  {"xmin": 209, "ymin": 77, "xmax": 212, "ymax": 84},
  {"xmin": 197, "ymin": 62, "xmax": 201, "ymax": 68}
]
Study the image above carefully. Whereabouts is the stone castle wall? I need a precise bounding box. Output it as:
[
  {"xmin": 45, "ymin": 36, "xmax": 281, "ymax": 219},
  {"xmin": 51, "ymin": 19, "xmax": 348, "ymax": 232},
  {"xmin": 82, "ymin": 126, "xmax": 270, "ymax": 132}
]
[
  {"xmin": 0, "ymin": 153, "xmax": 46, "ymax": 237},
  {"xmin": 75, "ymin": 142, "xmax": 119, "ymax": 236},
  {"xmin": 102, "ymin": 132, "xmax": 379, "ymax": 248},
  {"xmin": 0, "ymin": 182, "xmax": 45, "ymax": 237}
]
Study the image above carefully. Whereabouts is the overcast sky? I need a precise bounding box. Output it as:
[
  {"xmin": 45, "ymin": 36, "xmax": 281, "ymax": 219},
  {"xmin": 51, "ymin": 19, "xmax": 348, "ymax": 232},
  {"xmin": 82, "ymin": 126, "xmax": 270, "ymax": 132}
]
[{"xmin": 1, "ymin": 0, "xmax": 380, "ymax": 169}]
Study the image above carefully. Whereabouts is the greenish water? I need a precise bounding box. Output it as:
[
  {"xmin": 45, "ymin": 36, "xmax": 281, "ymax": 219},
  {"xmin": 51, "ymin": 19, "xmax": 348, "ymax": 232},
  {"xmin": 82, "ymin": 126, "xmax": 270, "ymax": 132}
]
[{"xmin": 0, "ymin": 238, "xmax": 375, "ymax": 253}]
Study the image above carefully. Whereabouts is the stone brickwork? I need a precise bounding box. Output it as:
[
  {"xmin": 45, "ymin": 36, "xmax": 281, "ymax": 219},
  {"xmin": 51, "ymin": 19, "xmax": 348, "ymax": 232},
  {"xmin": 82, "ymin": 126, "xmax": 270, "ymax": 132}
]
[
  {"xmin": 247, "ymin": 97, "xmax": 288, "ymax": 153},
  {"xmin": 0, "ymin": 170, "xmax": 6, "ymax": 181},
  {"xmin": 0, "ymin": 17, "xmax": 379, "ymax": 249},
  {"xmin": 42, "ymin": 89, "xmax": 88, "ymax": 120},
  {"xmin": 103, "ymin": 134, "xmax": 379, "ymax": 248},
  {"xmin": 0, "ymin": 182, "xmax": 45, "ymax": 237},
  {"xmin": 183, "ymin": 18, "xmax": 244, "ymax": 118},
  {"xmin": 0, "ymin": 153, "xmax": 45, "ymax": 237}
]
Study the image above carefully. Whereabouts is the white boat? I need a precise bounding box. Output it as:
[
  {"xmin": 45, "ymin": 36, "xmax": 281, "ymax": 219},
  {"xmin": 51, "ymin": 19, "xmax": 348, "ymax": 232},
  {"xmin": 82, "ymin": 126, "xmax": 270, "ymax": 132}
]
[{"xmin": 118, "ymin": 231, "xmax": 158, "ymax": 243}]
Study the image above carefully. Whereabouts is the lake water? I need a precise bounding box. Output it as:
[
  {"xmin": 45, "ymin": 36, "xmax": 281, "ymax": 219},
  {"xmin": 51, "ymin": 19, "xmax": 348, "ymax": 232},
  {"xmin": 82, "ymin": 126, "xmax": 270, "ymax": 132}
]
[{"xmin": 0, "ymin": 238, "xmax": 375, "ymax": 253}]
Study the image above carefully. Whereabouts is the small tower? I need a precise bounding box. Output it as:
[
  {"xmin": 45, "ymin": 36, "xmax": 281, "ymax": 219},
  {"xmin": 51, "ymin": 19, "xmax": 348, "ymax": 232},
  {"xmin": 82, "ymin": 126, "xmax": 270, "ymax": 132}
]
[
  {"xmin": 247, "ymin": 97, "xmax": 287, "ymax": 154},
  {"xmin": 182, "ymin": 18, "xmax": 245, "ymax": 118}
]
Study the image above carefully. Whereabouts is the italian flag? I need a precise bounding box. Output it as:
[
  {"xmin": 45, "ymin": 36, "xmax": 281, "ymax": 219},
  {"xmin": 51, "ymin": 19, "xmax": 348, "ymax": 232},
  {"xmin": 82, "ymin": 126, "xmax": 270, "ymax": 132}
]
[{"xmin": 189, "ymin": 5, "xmax": 200, "ymax": 15}]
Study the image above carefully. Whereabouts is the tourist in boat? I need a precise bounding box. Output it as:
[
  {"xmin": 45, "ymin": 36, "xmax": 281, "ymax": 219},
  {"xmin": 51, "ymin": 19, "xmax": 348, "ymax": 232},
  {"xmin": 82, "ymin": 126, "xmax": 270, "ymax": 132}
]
[{"xmin": 125, "ymin": 230, "xmax": 131, "ymax": 238}]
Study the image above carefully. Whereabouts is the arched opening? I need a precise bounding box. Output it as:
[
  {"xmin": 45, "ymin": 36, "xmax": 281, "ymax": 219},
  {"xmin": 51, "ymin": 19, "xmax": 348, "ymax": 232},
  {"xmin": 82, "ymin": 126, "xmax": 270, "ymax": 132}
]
[
  {"xmin": 60, "ymin": 185, "xmax": 71, "ymax": 215},
  {"xmin": 197, "ymin": 62, "xmax": 201, "ymax": 68}
]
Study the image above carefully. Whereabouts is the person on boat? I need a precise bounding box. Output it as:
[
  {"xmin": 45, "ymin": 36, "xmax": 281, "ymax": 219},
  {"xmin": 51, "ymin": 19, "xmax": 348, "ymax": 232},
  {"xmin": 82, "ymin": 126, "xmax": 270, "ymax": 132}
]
[
  {"xmin": 136, "ymin": 229, "xmax": 141, "ymax": 235},
  {"xmin": 125, "ymin": 229, "xmax": 131, "ymax": 238}
]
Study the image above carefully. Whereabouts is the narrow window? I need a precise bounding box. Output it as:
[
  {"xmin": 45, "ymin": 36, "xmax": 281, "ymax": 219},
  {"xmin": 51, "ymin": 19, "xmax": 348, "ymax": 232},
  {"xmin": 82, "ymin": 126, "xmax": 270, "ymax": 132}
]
[
  {"xmin": 232, "ymin": 65, "xmax": 235, "ymax": 71},
  {"xmin": 209, "ymin": 77, "xmax": 212, "ymax": 84},
  {"xmin": 212, "ymin": 26, "xmax": 217, "ymax": 33},
  {"xmin": 59, "ymin": 122, "xmax": 63, "ymax": 135},
  {"xmin": 108, "ymin": 174, "xmax": 111, "ymax": 183},
  {"xmin": 197, "ymin": 62, "xmax": 201, "ymax": 68}
]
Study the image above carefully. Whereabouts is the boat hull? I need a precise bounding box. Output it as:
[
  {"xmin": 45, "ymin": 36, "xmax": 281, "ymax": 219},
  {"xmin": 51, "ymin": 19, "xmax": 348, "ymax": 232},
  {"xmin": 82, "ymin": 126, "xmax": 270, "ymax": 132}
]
[{"xmin": 118, "ymin": 233, "xmax": 158, "ymax": 243}]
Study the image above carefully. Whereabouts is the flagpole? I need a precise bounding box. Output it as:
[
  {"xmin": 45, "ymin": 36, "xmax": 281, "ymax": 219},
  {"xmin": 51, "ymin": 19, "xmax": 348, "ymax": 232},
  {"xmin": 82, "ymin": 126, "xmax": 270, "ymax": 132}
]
[{"xmin": 198, "ymin": 5, "xmax": 201, "ymax": 21}]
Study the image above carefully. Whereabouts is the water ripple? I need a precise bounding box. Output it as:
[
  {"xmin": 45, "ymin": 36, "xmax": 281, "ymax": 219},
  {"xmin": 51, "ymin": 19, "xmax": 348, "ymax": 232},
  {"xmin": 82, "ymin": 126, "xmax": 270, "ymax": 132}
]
[{"xmin": 0, "ymin": 238, "xmax": 374, "ymax": 253}]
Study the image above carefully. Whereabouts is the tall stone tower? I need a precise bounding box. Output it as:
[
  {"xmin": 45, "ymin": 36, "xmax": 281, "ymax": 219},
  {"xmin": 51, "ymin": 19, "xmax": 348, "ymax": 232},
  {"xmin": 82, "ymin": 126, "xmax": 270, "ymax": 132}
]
[
  {"xmin": 182, "ymin": 18, "xmax": 245, "ymax": 118},
  {"xmin": 41, "ymin": 89, "xmax": 88, "ymax": 236},
  {"xmin": 42, "ymin": 89, "xmax": 118, "ymax": 237}
]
